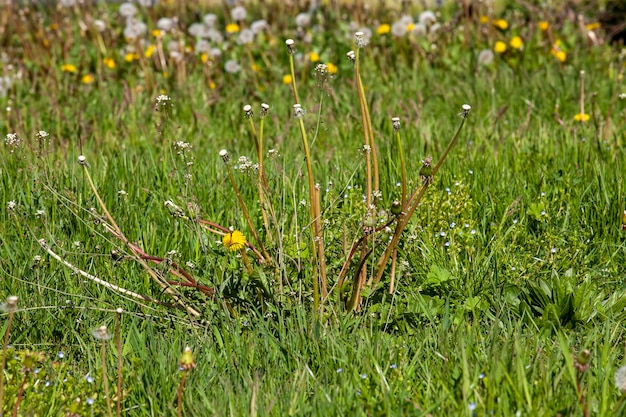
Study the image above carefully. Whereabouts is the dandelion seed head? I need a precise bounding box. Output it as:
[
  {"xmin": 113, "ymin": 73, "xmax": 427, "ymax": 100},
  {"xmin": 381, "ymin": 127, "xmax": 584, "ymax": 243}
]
[
  {"xmin": 231, "ymin": 6, "xmax": 247, "ymax": 22},
  {"xmin": 295, "ymin": 12, "xmax": 312, "ymax": 28},
  {"xmin": 92, "ymin": 325, "xmax": 112, "ymax": 341},
  {"xmin": 354, "ymin": 31, "xmax": 368, "ymax": 47}
]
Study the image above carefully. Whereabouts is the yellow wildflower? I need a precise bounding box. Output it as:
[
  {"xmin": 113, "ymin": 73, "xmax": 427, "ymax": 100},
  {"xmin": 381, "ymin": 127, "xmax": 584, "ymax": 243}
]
[
  {"xmin": 492, "ymin": 19, "xmax": 509, "ymax": 30},
  {"xmin": 144, "ymin": 44, "xmax": 156, "ymax": 58},
  {"xmin": 538, "ymin": 21, "xmax": 549, "ymax": 31},
  {"xmin": 574, "ymin": 113, "xmax": 590, "ymax": 122},
  {"xmin": 103, "ymin": 58, "xmax": 116, "ymax": 69},
  {"xmin": 377, "ymin": 23, "xmax": 390, "ymax": 35},
  {"xmin": 81, "ymin": 74, "xmax": 94, "ymax": 84},
  {"xmin": 152, "ymin": 29, "xmax": 162, "ymax": 38},
  {"xmin": 308, "ymin": 52, "xmax": 320, "ymax": 62},
  {"xmin": 282, "ymin": 74, "xmax": 293, "ymax": 84},
  {"xmin": 124, "ymin": 53, "xmax": 139, "ymax": 62},
  {"xmin": 585, "ymin": 22, "xmax": 601, "ymax": 31},
  {"xmin": 326, "ymin": 62, "xmax": 338, "ymax": 74},
  {"xmin": 251, "ymin": 63, "xmax": 260, "ymax": 72},
  {"xmin": 225, "ymin": 23, "xmax": 240, "ymax": 34},
  {"xmin": 208, "ymin": 81, "xmax": 216, "ymax": 90},
  {"xmin": 406, "ymin": 23, "xmax": 415, "ymax": 32},
  {"xmin": 61, "ymin": 64, "xmax": 77, "ymax": 73},
  {"xmin": 509, "ymin": 36, "xmax": 523, "ymax": 50},
  {"xmin": 494, "ymin": 41, "xmax": 507, "ymax": 54},
  {"xmin": 223, "ymin": 230, "xmax": 247, "ymax": 252},
  {"xmin": 479, "ymin": 16, "xmax": 489, "ymax": 24},
  {"xmin": 551, "ymin": 45, "xmax": 567, "ymax": 63},
  {"xmin": 200, "ymin": 53, "xmax": 208, "ymax": 63}
]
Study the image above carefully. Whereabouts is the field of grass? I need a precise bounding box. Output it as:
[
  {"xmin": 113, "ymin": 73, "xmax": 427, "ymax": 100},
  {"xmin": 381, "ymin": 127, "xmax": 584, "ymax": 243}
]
[{"xmin": 1, "ymin": 0, "xmax": 626, "ymax": 415}]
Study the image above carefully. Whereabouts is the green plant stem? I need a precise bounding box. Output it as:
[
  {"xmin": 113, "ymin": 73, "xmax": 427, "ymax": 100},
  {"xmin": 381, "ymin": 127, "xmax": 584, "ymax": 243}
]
[
  {"xmin": 225, "ymin": 164, "xmax": 270, "ymax": 263},
  {"xmin": 354, "ymin": 48, "xmax": 372, "ymax": 207},
  {"xmin": 255, "ymin": 116, "xmax": 272, "ymax": 243},
  {"xmin": 0, "ymin": 310, "xmax": 15, "ymax": 417},
  {"xmin": 396, "ymin": 130, "xmax": 407, "ymax": 207},
  {"xmin": 11, "ymin": 371, "xmax": 28, "ymax": 417},
  {"xmin": 374, "ymin": 115, "xmax": 468, "ymax": 286},
  {"xmin": 102, "ymin": 340, "xmax": 113, "ymax": 417},
  {"xmin": 288, "ymin": 53, "xmax": 300, "ymax": 104},
  {"xmin": 177, "ymin": 371, "xmax": 188, "ymax": 417},
  {"xmin": 296, "ymin": 115, "xmax": 325, "ymax": 309},
  {"xmin": 116, "ymin": 311, "xmax": 122, "ymax": 417}
]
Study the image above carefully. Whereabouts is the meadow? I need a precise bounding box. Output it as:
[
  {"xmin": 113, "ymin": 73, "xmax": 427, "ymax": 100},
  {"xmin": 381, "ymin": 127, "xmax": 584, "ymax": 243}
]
[{"xmin": 1, "ymin": 0, "xmax": 626, "ymax": 415}]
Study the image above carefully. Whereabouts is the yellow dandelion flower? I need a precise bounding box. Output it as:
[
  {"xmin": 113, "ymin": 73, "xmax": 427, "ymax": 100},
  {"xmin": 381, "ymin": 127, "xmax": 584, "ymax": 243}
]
[
  {"xmin": 152, "ymin": 29, "xmax": 162, "ymax": 38},
  {"xmin": 509, "ymin": 36, "xmax": 523, "ymax": 50},
  {"xmin": 251, "ymin": 63, "xmax": 260, "ymax": 72},
  {"xmin": 377, "ymin": 23, "xmax": 390, "ymax": 35},
  {"xmin": 208, "ymin": 81, "xmax": 216, "ymax": 89},
  {"xmin": 124, "ymin": 53, "xmax": 139, "ymax": 62},
  {"xmin": 282, "ymin": 74, "xmax": 293, "ymax": 84},
  {"xmin": 492, "ymin": 19, "xmax": 509, "ymax": 30},
  {"xmin": 574, "ymin": 113, "xmax": 590, "ymax": 122},
  {"xmin": 200, "ymin": 53, "xmax": 209, "ymax": 63},
  {"xmin": 308, "ymin": 52, "xmax": 320, "ymax": 63},
  {"xmin": 538, "ymin": 21, "xmax": 549, "ymax": 31},
  {"xmin": 61, "ymin": 64, "xmax": 77, "ymax": 73},
  {"xmin": 225, "ymin": 23, "xmax": 240, "ymax": 34},
  {"xmin": 144, "ymin": 44, "xmax": 156, "ymax": 58},
  {"xmin": 223, "ymin": 230, "xmax": 247, "ymax": 252},
  {"xmin": 49, "ymin": 23, "xmax": 58, "ymax": 31},
  {"xmin": 551, "ymin": 46, "xmax": 567, "ymax": 63},
  {"xmin": 103, "ymin": 57, "xmax": 116, "ymax": 69},
  {"xmin": 494, "ymin": 41, "xmax": 507, "ymax": 54},
  {"xmin": 326, "ymin": 62, "xmax": 338, "ymax": 74},
  {"xmin": 585, "ymin": 22, "xmax": 600, "ymax": 31},
  {"xmin": 406, "ymin": 23, "xmax": 415, "ymax": 32},
  {"xmin": 81, "ymin": 74, "xmax": 94, "ymax": 84},
  {"xmin": 479, "ymin": 16, "xmax": 489, "ymax": 24}
]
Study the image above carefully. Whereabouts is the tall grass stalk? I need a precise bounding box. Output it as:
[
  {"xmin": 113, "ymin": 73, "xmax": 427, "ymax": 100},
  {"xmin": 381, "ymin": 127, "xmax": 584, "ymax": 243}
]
[{"xmin": 0, "ymin": 296, "xmax": 18, "ymax": 417}]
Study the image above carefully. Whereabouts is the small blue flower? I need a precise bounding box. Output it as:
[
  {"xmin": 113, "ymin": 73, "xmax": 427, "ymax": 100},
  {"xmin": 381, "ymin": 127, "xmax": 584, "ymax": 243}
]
[
  {"xmin": 57, "ymin": 351, "xmax": 65, "ymax": 359},
  {"xmin": 469, "ymin": 402, "xmax": 477, "ymax": 411},
  {"xmin": 360, "ymin": 373, "xmax": 367, "ymax": 379},
  {"xmin": 479, "ymin": 373, "xmax": 485, "ymax": 379},
  {"xmin": 87, "ymin": 398, "xmax": 94, "ymax": 406},
  {"xmin": 390, "ymin": 363, "xmax": 397, "ymax": 369},
  {"xmin": 336, "ymin": 368, "xmax": 343, "ymax": 373},
  {"xmin": 85, "ymin": 374, "xmax": 94, "ymax": 383}
]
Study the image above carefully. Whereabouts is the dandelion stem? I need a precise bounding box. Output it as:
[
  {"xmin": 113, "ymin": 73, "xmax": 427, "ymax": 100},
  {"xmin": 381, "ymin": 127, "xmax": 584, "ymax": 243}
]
[
  {"xmin": 115, "ymin": 310, "xmax": 123, "ymax": 417},
  {"xmin": 0, "ymin": 306, "xmax": 16, "ymax": 417},
  {"xmin": 288, "ymin": 53, "xmax": 300, "ymax": 104},
  {"xmin": 177, "ymin": 371, "xmax": 188, "ymax": 417},
  {"xmin": 102, "ymin": 339, "xmax": 113, "ymax": 417},
  {"xmin": 395, "ymin": 129, "xmax": 407, "ymax": 207}
]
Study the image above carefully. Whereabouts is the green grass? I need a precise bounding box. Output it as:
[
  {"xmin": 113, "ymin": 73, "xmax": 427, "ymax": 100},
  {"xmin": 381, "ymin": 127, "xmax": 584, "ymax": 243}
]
[{"xmin": 1, "ymin": 0, "xmax": 626, "ymax": 415}]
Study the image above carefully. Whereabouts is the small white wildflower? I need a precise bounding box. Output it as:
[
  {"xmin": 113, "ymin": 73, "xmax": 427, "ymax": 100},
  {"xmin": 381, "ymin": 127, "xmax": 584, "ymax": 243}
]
[
  {"xmin": 419, "ymin": 10, "xmax": 437, "ymax": 26},
  {"xmin": 5, "ymin": 133, "xmax": 22, "ymax": 150},
  {"xmin": 237, "ymin": 29, "xmax": 254, "ymax": 45},
  {"xmin": 157, "ymin": 17, "xmax": 176, "ymax": 32},
  {"xmin": 391, "ymin": 20, "xmax": 408, "ymax": 37},
  {"xmin": 224, "ymin": 59, "xmax": 240, "ymax": 74},
  {"xmin": 119, "ymin": 2, "xmax": 137, "ymax": 17},
  {"xmin": 295, "ymin": 12, "xmax": 312, "ymax": 28},
  {"xmin": 260, "ymin": 103, "xmax": 270, "ymax": 117},
  {"xmin": 156, "ymin": 94, "xmax": 171, "ymax": 105},
  {"xmin": 615, "ymin": 366, "xmax": 626, "ymax": 392},
  {"xmin": 186, "ymin": 261, "xmax": 195, "ymax": 269},
  {"xmin": 243, "ymin": 104, "xmax": 253, "ymax": 118},
  {"xmin": 118, "ymin": 190, "xmax": 128, "ymax": 196},
  {"xmin": 91, "ymin": 325, "xmax": 113, "ymax": 341},
  {"xmin": 478, "ymin": 49, "xmax": 495, "ymax": 66},
  {"xmin": 392, "ymin": 117, "xmax": 400, "ymax": 131},
  {"xmin": 346, "ymin": 50, "xmax": 356, "ymax": 62},
  {"xmin": 251, "ymin": 19, "xmax": 269, "ymax": 34},
  {"xmin": 267, "ymin": 149, "xmax": 279, "ymax": 158},
  {"xmin": 35, "ymin": 209, "xmax": 45, "ymax": 217},
  {"xmin": 354, "ymin": 31, "xmax": 368, "ymax": 48},
  {"xmin": 293, "ymin": 104, "xmax": 306, "ymax": 118},
  {"xmin": 619, "ymin": 93, "xmax": 626, "ymax": 100},
  {"xmin": 203, "ymin": 14, "xmax": 218, "ymax": 28},
  {"xmin": 459, "ymin": 104, "xmax": 472, "ymax": 119},
  {"xmin": 7, "ymin": 200, "xmax": 16, "ymax": 210},
  {"xmin": 231, "ymin": 6, "xmax": 247, "ymax": 21},
  {"xmin": 412, "ymin": 23, "xmax": 427, "ymax": 37}
]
